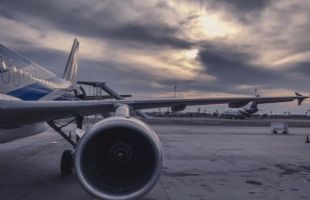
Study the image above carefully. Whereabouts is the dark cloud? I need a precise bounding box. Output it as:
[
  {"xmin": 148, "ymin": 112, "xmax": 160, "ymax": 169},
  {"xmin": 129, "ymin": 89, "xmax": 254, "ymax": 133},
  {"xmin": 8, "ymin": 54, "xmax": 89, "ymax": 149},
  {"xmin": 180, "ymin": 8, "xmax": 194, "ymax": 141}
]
[
  {"xmin": 288, "ymin": 61, "xmax": 310, "ymax": 75},
  {"xmin": 215, "ymin": 0, "xmax": 271, "ymax": 12},
  {"xmin": 182, "ymin": 0, "xmax": 271, "ymax": 14},
  {"xmin": 103, "ymin": 24, "xmax": 193, "ymax": 49},
  {"xmin": 209, "ymin": 0, "xmax": 272, "ymax": 24},
  {"xmin": 0, "ymin": 0, "xmax": 193, "ymax": 49},
  {"xmin": 198, "ymin": 46, "xmax": 278, "ymax": 84},
  {"xmin": 197, "ymin": 42, "xmax": 309, "ymax": 92},
  {"xmin": 0, "ymin": 10, "xmax": 18, "ymax": 20}
]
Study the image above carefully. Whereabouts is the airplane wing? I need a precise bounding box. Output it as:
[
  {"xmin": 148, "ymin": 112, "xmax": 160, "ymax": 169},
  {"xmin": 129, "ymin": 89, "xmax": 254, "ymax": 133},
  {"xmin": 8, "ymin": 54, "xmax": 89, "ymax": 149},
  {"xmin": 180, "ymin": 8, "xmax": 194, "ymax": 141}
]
[
  {"xmin": 125, "ymin": 94, "xmax": 307, "ymax": 110},
  {"xmin": 0, "ymin": 93, "xmax": 307, "ymax": 128},
  {"xmin": 254, "ymin": 92, "xmax": 305, "ymax": 105}
]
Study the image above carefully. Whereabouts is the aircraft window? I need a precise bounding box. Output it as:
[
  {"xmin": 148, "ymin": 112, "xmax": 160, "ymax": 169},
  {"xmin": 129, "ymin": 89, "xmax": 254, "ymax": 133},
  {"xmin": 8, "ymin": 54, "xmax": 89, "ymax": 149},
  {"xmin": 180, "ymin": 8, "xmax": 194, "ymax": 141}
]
[
  {"xmin": 33, "ymin": 73, "xmax": 37, "ymax": 79},
  {"xmin": 2, "ymin": 66, "xmax": 10, "ymax": 84},
  {"xmin": 13, "ymin": 69, "xmax": 20, "ymax": 86},
  {"xmin": 2, "ymin": 61, "xmax": 7, "ymax": 70},
  {"xmin": 7, "ymin": 60, "xmax": 13, "ymax": 69},
  {"xmin": 24, "ymin": 72, "xmax": 29, "ymax": 79}
]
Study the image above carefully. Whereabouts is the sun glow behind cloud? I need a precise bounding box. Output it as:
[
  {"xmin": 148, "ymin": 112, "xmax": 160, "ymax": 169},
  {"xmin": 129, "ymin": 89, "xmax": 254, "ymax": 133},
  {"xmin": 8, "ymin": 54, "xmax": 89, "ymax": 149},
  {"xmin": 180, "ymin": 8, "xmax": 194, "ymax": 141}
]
[
  {"xmin": 196, "ymin": 14, "xmax": 238, "ymax": 39},
  {"xmin": 183, "ymin": 48, "xmax": 199, "ymax": 60},
  {"xmin": 108, "ymin": 47, "xmax": 216, "ymax": 83},
  {"xmin": 166, "ymin": 0, "xmax": 239, "ymax": 40}
]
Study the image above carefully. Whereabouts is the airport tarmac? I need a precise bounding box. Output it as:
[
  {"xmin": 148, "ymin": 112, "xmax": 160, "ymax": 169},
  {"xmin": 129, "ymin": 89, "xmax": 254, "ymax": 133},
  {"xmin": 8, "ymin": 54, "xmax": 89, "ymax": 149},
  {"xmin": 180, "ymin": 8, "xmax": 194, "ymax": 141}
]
[{"xmin": 0, "ymin": 118, "xmax": 309, "ymax": 200}]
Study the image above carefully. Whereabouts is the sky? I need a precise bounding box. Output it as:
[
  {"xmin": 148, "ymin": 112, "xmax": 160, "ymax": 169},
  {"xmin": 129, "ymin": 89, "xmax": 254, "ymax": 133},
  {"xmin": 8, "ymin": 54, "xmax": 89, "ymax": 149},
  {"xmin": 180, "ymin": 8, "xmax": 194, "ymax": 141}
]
[{"xmin": 0, "ymin": 0, "xmax": 310, "ymax": 114}]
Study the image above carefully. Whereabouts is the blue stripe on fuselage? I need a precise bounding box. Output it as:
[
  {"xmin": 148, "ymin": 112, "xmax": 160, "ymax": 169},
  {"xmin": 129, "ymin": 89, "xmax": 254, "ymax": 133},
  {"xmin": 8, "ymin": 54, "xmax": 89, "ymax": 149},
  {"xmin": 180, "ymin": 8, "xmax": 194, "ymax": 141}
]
[
  {"xmin": 7, "ymin": 82, "xmax": 53, "ymax": 100},
  {"xmin": 7, "ymin": 77, "xmax": 72, "ymax": 101}
]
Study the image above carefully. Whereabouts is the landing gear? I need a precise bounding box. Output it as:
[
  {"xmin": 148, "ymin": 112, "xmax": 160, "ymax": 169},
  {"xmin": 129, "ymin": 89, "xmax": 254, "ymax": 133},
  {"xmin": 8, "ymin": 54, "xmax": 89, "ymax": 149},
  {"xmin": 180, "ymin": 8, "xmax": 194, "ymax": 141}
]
[
  {"xmin": 61, "ymin": 150, "xmax": 74, "ymax": 176},
  {"xmin": 47, "ymin": 119, "xmax": 82, "ymax": 177}
]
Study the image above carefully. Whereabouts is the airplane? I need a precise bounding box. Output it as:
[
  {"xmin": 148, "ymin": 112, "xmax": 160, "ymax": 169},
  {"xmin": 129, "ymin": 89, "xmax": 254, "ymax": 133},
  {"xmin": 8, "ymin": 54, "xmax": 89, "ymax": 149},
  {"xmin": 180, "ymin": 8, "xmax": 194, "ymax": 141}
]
[
  {"xmin": 220, "ymin": 102, "xmax": 260, "ymax": 119},
  {"xmin": 0, "ymin": 39, "xmax": 308, "ymax": 200}
]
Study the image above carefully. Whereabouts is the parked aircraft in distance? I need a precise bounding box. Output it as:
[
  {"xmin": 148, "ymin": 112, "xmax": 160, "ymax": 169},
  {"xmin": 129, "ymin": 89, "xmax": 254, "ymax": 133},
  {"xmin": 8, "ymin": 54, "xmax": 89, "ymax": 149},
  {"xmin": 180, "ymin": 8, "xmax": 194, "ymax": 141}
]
[
  {"xmin": 0, "ymin": 39, "xmax": 307, "ymax": 200},
  {"xmin": 220, "ymin": 102, "xmax": 258, "ymax": 119},
  {"xmin": 221, "ymin": 101, "xmax": 269, "ymax": 119}
]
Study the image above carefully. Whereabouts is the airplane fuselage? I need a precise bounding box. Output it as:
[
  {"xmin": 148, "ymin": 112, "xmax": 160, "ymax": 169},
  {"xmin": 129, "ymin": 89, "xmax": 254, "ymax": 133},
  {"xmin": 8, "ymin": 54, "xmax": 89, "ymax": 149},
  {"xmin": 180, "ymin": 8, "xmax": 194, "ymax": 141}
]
[
  {"xmin": 0, "ymin": 44, "xmax": 74, "ymax": 102},
  {"xmin": 222, "ymin": 107, "xmax": 258, "ymax": 119}
]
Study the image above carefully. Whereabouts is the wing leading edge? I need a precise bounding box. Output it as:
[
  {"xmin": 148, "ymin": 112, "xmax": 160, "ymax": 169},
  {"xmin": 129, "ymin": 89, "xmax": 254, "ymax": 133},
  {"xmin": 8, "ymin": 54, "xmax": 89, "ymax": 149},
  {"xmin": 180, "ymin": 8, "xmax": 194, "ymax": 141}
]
[{"xmin": 0, "ymin": 93, "xmax": 307, "ymax": 128}]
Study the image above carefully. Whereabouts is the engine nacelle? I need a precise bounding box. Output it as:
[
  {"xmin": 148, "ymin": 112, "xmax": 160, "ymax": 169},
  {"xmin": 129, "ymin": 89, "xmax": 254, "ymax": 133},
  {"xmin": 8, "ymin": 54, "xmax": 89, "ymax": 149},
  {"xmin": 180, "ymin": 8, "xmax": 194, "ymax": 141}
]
[
  {"xmin": 171, "ymin": 104, "xmax": 186, "ymax": 112},
  {"xmin": 228, "ymin": 101, "xmax": 249, "ymax": 108},
  {"xmin": 75, "ymin": 117, "xmax": 163, "ymax": 200}
]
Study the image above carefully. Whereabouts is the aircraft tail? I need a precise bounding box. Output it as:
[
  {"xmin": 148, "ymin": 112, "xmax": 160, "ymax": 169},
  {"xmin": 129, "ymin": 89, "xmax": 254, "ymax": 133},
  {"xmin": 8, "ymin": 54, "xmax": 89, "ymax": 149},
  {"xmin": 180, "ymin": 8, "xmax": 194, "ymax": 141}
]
[
  {"xmin": 250, "ymin": 102, "xmax": 258, "ymax": 109},
  {"xmin": 244, "ymin": 102, "xmax": 258, "ymax": 114},
  {"xmin": 63, "ymin": 38, "xmax": 79, "ymax": 84}
]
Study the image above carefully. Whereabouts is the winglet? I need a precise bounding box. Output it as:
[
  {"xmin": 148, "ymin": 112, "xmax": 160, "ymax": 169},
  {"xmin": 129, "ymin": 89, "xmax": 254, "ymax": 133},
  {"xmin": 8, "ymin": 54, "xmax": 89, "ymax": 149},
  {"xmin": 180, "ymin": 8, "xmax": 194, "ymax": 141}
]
[{"xmin": 295, "ymin": 92, "xmax": 308, "ymax": 105}]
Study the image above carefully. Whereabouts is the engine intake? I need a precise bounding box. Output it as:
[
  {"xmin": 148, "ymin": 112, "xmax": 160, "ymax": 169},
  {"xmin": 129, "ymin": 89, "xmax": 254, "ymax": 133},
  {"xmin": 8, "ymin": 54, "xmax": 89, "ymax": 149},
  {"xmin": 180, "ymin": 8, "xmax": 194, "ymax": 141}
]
[{"xmin": 75, "ymin": 117, "xmax": 163, "ymax": 200}]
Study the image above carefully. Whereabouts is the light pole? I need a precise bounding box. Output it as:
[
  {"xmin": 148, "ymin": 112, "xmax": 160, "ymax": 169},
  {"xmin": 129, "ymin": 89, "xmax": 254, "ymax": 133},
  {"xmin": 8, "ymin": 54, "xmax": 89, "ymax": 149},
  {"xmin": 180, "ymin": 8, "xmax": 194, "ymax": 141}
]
[
  {"xmin": 174, "ymin": 86, "xmax": 177, "ymax": 98},
  {"xmin": 254, "ymin": 88, "xmax": 258, "ymax": 97}
]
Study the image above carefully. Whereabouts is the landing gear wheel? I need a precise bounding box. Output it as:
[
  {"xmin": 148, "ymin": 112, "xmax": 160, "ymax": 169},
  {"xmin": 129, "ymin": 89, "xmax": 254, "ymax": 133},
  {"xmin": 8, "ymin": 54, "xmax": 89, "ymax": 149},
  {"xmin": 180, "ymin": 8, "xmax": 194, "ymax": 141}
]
[{"xmin": 60, "ymin": 150, "xmax": 74, "ymax": 176}]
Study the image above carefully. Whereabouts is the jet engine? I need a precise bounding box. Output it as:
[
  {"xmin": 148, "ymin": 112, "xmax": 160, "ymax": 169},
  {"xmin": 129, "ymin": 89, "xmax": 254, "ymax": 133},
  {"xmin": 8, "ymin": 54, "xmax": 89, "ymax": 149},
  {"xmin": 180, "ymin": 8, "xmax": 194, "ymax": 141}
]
[
  {"xmin": 228, "ymin": 101, "xmax": 249, "ymax": 108},
  {"xmin": 171, "ymin": 104, "xmax": 186, "ymax": 112},
  {"xmin": 75, "ymin": 117, "xmax": 163, "ymax": 200}
]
